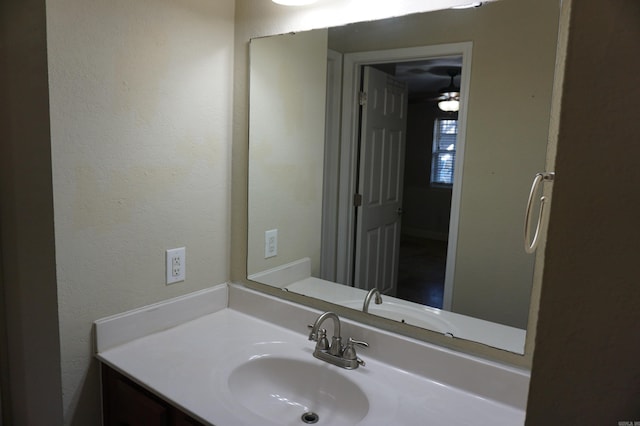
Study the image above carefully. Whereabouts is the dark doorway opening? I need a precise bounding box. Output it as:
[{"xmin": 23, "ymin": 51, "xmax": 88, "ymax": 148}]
[{"xmin": 396, "ymin": 235, "xmax": 447, "ymax": 308}]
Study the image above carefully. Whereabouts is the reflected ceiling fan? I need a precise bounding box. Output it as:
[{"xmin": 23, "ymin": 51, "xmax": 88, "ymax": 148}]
[{"xmin": 433, "ymin": 69, "xmax": 461, "ymax": 112}]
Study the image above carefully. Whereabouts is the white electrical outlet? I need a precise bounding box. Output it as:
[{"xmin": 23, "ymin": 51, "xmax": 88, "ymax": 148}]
[
  {"xmin": 166, "ymin": 247, "xmax": 186, "ymax": 285},
  {"xmin": 265, "ymin": 229, "xmax": 278, "ymax": 259}
]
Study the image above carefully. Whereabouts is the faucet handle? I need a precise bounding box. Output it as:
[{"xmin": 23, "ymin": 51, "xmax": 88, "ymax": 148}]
[
  {"xmin": 307, "ymin": 324, "xmax": 317, "ymax": 341},
  {"xmin": 343, "ymin": 337, "xmax": 368, "ymax": 360},
  {"xmin": 348, "ymin": 337, "xmax": 368, "ymax": 348},
  {"xmin": 315, "ymin": 329, "xmax": 329, "ymax": 351}
]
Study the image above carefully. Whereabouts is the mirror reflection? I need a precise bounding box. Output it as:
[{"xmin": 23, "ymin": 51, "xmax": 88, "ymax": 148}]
[{"xmin": 248, "ymin": 0, "xmax": 560, "ymax": 354}]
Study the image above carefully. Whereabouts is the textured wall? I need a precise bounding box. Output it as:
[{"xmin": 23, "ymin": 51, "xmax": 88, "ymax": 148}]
[
  {"xmin": 45, "ymin": 0, "xmax": 235, "ymax": 423},
  {"xmin": 527, "ymin": 0, "xmax": 640, "ymax": 422}
]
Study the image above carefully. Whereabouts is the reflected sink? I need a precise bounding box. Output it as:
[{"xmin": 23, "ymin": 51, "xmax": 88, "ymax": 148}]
[
  {"xmin": 342, "ymin": 301, "xmax": 456, "ymax": 334},
  {"xmin": 228, "ymin": 356, "xmax": 369, "ymax": 425}
]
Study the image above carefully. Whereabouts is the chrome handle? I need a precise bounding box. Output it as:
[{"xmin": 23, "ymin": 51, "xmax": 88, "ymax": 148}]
[
  {"xmin": 315, "ymin": 329, "xmax": 329, "ymax": 351},
  {"xmin": 343, "ymin": 338, "xmax": 368, "ymax": 361},
  {"xmin": 347, "ymin": 337, "xmax": 369, "ymax": 348},
  {"xmin": 396, "ymin": 207, "xmax": 404, "ymax": 215},
  {"xmin": 307, "ymin": 324, "xmax": 316, "ymax": 341},
  {"xmin": 308, "ymin": 325, "xmax": 329, "ymax": 349},
  {"xmin": 524, "ymin": 172, "xmax": 555, "ymax": 254}
]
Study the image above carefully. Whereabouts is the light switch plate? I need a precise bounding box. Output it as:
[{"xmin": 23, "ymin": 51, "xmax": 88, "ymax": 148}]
[{"xmin": 166, "ymin": 247, "xmax": 186, "ymax": 284}]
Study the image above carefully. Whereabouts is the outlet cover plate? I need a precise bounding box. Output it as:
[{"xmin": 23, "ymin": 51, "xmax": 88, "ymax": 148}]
[
  {"xmin": 265, "ymin": 229, "xmax": 278, "ymax": 259},
  {"xmin": 166, "ymin": 247, "xmax": 186, "ymax": 284}
]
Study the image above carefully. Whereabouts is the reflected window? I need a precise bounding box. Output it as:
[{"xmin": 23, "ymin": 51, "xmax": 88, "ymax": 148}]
[{"xmin": 430, "ymin": 118, "xmax": 458, "ymax": 186}]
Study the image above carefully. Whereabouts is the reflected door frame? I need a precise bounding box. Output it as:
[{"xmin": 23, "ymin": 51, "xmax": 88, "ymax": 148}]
[
  {"xmin": 320, "ymin": 49, "xmax": 344, "ymax": 282},
  {"xmin": 328, "ymin": 42, "xmax": 473, "ymax": 310}
]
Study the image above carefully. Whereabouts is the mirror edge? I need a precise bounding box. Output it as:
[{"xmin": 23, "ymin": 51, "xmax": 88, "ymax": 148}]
[{"xmin": 522, "ymin": 0, "xmax": 571, "ymax": 364}]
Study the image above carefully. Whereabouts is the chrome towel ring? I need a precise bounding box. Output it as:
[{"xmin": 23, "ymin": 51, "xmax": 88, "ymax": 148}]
[{"xmin": 524, "ymin": 172, "xmax": 555, "ymax": 254}]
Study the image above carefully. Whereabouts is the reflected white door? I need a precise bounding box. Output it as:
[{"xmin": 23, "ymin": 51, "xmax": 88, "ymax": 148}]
[{"xmin": 353, "ymin": 66, "xmax": 408, "ymax": 296}]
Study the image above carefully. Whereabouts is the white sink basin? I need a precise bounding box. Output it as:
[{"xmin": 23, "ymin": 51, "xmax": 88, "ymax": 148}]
[{"xmin": 228, "ymin": 355, "xmax": 369, "ymax": 425}]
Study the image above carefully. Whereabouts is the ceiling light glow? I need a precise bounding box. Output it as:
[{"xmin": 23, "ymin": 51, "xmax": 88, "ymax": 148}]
[{"xmin": 438, "ymin": 99, "xmax": 460, "ymax": 112}]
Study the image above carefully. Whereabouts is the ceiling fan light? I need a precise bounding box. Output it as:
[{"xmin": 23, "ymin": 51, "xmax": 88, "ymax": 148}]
[
  {"xmin": 438, "ymin": 99, "xmax": 460, "ymax": 112},
  {"xmin": 272, "ymin": 0, "xmax": 318, "ymax": 5}
]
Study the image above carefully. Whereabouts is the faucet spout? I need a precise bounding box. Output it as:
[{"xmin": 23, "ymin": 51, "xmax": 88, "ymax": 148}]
[
  {"xmin": 307, "ymin": 311, "xmax": 367, "ymax": 370},
  {"xmin": 363, "ymin": 288, "xmax": 383, "ymax": 313},
  {"xmin": 308, "ymin": 311, "xmax": 341, "ymax": 341}
]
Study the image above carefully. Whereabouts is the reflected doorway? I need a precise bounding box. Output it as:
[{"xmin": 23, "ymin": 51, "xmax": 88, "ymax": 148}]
[
  {"xmin": 395, "ymin": 86, "xmax": 461, "ymax": 309},
  {"xmin": 323, "ymin": 43, "xmax": 471, "ymax": 313},
  {"xmin": 353, "ymin": 57, "xmax": 462, "ymax": 309},
  {"xmin": 397, "ymin": 236, "xmax": 448, "ymax": 308}
]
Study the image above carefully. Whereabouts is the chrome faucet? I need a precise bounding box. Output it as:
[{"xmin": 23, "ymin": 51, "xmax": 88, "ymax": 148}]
[
  {"xmin": 308, "ymin": 311, "xmax": 342, "ymax": 356},
  {"xmin": 362, "ymin": 288, "xmax": 383, "ymax": 313},
  {"xmin": 308, "ymin": 312, "xmax": 368, "ymax": 369}
]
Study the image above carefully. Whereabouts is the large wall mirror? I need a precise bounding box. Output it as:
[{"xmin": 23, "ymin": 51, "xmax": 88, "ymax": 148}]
[{"xmin": 247, "ymin": 0, "xmax": 560, "ymax": 354}]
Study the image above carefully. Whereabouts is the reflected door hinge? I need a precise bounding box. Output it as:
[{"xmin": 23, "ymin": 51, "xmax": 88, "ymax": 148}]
[
  {"xmin": 359, "ymin": 91, "xmax": 367, "ymax": 106},
  {"xmin": 353, "ymin": 193, "xmax": 363, "ymax": 207}
]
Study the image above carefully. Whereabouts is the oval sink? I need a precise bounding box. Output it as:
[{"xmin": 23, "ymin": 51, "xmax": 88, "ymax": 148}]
[{"xmin": 228, "ymin": 356, "xmax": 369, "ymax": 425}]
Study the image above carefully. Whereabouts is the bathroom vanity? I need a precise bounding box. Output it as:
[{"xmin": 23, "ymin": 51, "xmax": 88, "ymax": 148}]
[{"xmin": 95, "ymin": 284, "xmax": 529, "ymax": 425}]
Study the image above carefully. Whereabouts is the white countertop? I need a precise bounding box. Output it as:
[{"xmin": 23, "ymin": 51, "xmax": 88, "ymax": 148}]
[{"xmin": 95, "ymin": 284, "xmax": 529, "ymax": 426}]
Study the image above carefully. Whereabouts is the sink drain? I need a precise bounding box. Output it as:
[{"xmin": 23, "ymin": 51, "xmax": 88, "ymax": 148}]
[{"xmin": 301, "ymin": 412, "xmax": 319, "ymax": 424}]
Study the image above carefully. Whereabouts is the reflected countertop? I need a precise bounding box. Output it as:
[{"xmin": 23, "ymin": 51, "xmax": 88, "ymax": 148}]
[{"xmin": 285, "ymin": 277, "xmax": 526, "ymax": 354}]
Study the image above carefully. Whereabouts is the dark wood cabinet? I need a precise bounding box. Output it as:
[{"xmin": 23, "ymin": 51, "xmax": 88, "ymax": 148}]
[
  {"xmin": 101, "ymin": 364, "xmax": 207, "ymax": 426},
  {"xmin": 173, "ymin": 411, "xmax": 208, "ymax": 426}
]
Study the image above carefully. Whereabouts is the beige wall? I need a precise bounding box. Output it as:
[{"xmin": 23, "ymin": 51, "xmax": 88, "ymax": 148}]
[
  {"xmin": 247, "ymin": 30, "xmax": 327, "ymax": 277},
  {"xmin": 526, "ymin": 0, "xmax": 640, "ymax": 422},
  {"xmin": 46, "ymin": 0, "xmax": 234, "ymax": 423}
]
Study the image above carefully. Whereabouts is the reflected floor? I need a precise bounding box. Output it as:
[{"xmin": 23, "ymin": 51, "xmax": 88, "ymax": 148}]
[{"xmin": 396, "ymin": 236, "xmax": 447, "ymax": 309}]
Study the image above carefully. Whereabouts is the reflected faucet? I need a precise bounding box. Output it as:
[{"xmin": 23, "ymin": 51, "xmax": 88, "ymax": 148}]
[{"xmin": 362, "ymin": 288, "xmax": 383, "ymax": 313}]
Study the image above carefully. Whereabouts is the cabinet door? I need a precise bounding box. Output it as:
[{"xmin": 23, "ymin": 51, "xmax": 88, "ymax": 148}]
[
  {"xmin": 103, "ymin": 366, "xmax": 170, "ymax": 426},
  {"xmin": 172, "ymin": 411, "xmax": 206, "ymax": 426}
]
